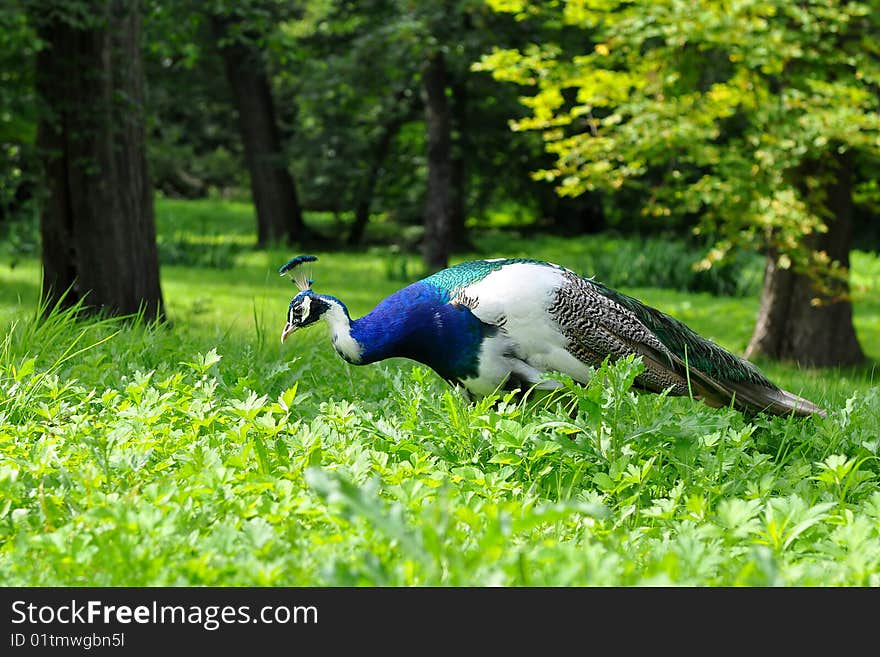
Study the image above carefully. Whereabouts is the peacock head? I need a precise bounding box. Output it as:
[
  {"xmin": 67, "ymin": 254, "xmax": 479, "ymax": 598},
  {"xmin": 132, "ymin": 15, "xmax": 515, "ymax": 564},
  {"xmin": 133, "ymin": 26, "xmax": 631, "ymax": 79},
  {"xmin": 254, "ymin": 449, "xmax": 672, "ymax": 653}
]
[
  {"xmin": 282, "ymin": 289, "xmax": 334, "ymax": 343},
  {"xmin": 278, "ymin": 255, "xmax": 323, "ymax": 343}
]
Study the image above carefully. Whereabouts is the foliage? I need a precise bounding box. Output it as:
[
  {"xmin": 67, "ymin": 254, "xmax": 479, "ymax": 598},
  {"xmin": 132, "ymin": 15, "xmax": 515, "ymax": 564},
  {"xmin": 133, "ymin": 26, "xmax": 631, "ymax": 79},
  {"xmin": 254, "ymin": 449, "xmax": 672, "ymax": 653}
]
[
  {"xmin": 143, "ymin": 2, "xmax": 250, "ymax": 198},
  {"xmin": 477, "ymin": 0, "xmax": 880, "ymax": 273},
  {"xmin": 0, "ymin": 4, "xmax": 41, "ymax": 229},
  {"xmin": 140, "ymin": 0, "xmax": 581, "ymax": 231},
  {"xmin": 270, "ymin": 0, "xmax": 425, "ymax": 217},
  {"xmin": 0, "ymin": 302, "xmax": 878, "ymax": 585},
  {"xmin": 268, "ymin": 0, "xmax": 561, "ymax": 227}
]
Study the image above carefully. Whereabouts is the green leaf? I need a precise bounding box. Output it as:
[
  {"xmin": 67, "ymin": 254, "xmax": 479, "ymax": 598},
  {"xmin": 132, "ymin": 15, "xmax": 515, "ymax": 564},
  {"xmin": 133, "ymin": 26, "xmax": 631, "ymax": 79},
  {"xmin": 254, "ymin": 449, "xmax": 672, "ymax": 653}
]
[
  {"xmin": 13, "ymin": 357, "xmax": 35, "ymax": 381},
  {"xmin": 278, "ymin": 383, "xmax": 299, "ymax": 411}
]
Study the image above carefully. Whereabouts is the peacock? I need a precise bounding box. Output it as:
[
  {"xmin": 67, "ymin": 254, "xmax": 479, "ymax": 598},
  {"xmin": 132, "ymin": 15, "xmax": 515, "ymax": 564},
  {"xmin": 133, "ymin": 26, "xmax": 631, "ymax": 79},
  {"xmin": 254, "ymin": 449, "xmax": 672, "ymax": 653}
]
[{"xmin": 278, "ymin": 255, "xmax": 824, "ymax": 417}]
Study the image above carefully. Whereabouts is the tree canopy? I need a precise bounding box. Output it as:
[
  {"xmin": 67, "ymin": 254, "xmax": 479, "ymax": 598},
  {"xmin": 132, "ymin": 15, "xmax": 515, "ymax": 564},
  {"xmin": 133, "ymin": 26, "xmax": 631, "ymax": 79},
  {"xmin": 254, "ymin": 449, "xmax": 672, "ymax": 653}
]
[{"xmin": 477, "ymin": 0, "xmax": 880, "ymax": 275}]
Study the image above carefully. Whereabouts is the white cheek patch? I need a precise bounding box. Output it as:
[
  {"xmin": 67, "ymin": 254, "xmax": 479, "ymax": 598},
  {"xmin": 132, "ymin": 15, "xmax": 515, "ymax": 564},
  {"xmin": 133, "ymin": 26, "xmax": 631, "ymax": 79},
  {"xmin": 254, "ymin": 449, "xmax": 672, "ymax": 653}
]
[
  {"xmin": 323, "ymin": 301, "xmax": 362, "ymax": 363},
  {"xmin": 300, "ymin": 295, "xmax": 311, "ymax": 320}
]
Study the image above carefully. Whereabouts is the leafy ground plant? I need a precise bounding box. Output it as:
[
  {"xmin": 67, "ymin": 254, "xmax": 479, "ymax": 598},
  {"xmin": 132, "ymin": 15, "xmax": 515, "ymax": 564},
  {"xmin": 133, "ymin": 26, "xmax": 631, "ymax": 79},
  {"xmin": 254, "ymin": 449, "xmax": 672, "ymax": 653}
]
[
  {"xmin": 0, "ymin": 300, "xmax": 878, "ymax": 586},
  {"xmin": 1, "ymin": 199, "xmax": 878, "ymax": 585}
]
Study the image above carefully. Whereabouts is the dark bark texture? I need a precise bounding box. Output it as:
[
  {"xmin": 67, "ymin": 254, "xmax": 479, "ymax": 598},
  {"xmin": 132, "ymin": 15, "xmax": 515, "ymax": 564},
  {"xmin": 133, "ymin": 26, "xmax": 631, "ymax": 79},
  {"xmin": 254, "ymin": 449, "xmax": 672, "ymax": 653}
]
[
  {"xmin": 34, "ymin": 0, "xmax": 164, "ymax": 320},
  {"xmin": 449, "ymin": 77, "xmax": 471, "ymax": 250},
  {"xmin": 421, "ymin": 51, "xmax": 453, "ymax": 272},
  {"xmin": 213, "ymin": 17, "xmax": 305, "ymax": 247},
  {"xmin": 745, "ymin": 153, "xmax": 865, "ymax": 367}
]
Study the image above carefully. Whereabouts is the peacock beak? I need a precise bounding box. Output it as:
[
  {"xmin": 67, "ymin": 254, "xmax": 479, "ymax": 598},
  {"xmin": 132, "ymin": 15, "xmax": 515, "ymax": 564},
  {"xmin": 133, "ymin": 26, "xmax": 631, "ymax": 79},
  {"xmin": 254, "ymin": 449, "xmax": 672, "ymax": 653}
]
[{"xmin": 281, "ymin": 322, "xmax": 297, "ymax": 343}]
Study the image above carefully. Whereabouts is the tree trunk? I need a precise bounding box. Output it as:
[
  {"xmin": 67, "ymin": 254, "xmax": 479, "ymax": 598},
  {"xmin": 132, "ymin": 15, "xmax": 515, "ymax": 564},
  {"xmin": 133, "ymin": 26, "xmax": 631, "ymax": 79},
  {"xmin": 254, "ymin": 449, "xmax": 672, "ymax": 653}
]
[
  {"xmin": 212, "ymin": 17, "xmax": 306, "ymax": 248},
  {"xmin": 33, "ymin": 0, "xmax": 164, "ymax": 320},
  {"xmin": 539, "ymin": 193, "xmax": 607, "ymax": 235},
  {"xmin": 421, "ymin": 51, "xmax": 453, "ymax": 272},
  {"xmin": 450, "ymin": 78, "xmax": 471, "ymax": 249},
  {"xmin": 348, "ymin": 120, "xmax": 402, "ymax": 246},
  {"xmin": 348, "ymin": 88, "xmax": 415, "ymax": 246},
  {"xmin": 745, "ymin": 153, "xmax": 865, "ymax": 367}
]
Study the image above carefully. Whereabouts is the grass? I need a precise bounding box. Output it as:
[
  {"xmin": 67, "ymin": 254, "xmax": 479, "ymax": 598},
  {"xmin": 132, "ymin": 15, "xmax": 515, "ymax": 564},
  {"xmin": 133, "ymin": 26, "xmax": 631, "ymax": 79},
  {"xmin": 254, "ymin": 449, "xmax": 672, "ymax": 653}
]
[{"xmin": 0, "ymin": 198, "xmax": 878, "ymax": 585}]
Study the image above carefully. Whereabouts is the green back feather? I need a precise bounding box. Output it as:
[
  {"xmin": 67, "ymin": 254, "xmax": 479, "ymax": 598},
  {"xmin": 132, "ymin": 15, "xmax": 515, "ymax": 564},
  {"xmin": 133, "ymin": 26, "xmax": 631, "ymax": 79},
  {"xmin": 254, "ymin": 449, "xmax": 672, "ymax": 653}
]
[{"xmin": 422, "ymin": 258, "xmax": 560, "ymax": 295}]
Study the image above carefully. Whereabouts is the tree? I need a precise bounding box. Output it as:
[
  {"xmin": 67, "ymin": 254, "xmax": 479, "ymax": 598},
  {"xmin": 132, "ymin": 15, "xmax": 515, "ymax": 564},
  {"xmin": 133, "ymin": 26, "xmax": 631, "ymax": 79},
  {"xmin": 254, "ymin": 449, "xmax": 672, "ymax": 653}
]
[
  {"xmin": 405, "ymin": 0, "xmax": 535, "ymax": 270},
  {"xmin": 143, "ymin": 0, "xmax": 570, "ymax": 256},
  {"xmin": 479, "ymin": 0, "xmax": 879, "ymax": 367},
  {"xmin": 31, "ymin": 0, "xmax": 164, "ymax": 320},
  {"xmin": 272, "ymin": 0, "xmax": 446, "ymax": 257},
  {"xmin": 415, "ymin": 1, "xmax": 504, "ymax": 270},
  {"xmin": 421, "ymin": 49, "xmax": 454, "ymax": 271},
  {"xmin": 210, "ymin": 5, "xmax": 309, "ymax": 247},
  {"xmin": 276, "ymin": 0, "xmax": 551, "ymax": 263},
  {"xmin": 745, "ymin": 152, "xmax": 864, "ymax": 364},
  {"xmin": 143, "ymin": 5, "xmax": 247, "ymax": 200},
  {"xmin": 348, "ymin": 85, "xmax": 419, "ymax": 245},
  {"xmin": 271, "ymin": 0, "xmax": 426, "ymax": 235}
]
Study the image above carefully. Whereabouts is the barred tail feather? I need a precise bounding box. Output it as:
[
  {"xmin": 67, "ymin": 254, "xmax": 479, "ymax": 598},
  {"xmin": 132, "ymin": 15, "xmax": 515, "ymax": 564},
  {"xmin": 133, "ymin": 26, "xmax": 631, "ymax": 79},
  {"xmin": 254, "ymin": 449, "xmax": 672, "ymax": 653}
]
[
  {"xmin": 641, "ymin": 343, "xmax": 826, "ymax": 418},
  {"xmin": 724, "ymin": 381, "xmax": 826, "ymax": 418}
]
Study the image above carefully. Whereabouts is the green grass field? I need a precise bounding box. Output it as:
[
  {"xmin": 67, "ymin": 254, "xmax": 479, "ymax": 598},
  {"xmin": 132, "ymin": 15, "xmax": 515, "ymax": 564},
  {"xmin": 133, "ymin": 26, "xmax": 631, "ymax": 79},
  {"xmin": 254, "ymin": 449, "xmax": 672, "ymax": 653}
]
[{"xmin": 1, "ymin": 198, "xmax": 878, "ymax": 585}]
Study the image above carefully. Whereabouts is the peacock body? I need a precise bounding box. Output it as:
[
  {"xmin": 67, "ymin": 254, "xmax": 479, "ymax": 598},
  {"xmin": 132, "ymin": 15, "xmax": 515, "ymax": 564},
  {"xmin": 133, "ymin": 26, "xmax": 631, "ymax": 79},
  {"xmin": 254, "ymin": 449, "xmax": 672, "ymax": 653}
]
[{"xmin": 279, "ymin": 255, "xmax": 823, "ymax": 417}]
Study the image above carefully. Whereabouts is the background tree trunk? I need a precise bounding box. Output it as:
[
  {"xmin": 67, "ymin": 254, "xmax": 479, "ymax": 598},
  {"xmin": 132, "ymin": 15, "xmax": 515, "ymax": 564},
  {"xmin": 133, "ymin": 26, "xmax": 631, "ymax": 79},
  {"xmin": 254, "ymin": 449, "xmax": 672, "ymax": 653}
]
[
  {"xmin": 348, "ymin": 88, "xmax": 416, "ymax": 246},
  {"xmin": 212, "ymin": 17, "xmax": 306, "ymax": 248},
  {"xmin": 421, "ymin": 51, "xmax": 453, "ymax": 272},
  {"xmin": 745, "ymin": 153, "xmax": 865, "ymax": 367},
  {"xmin": 450, "ymin": 78, "xmax": 470, "ymax": 249},
  {"xmin": 34, "ymin": 0, "xmax": 164, "ymax": 320}
]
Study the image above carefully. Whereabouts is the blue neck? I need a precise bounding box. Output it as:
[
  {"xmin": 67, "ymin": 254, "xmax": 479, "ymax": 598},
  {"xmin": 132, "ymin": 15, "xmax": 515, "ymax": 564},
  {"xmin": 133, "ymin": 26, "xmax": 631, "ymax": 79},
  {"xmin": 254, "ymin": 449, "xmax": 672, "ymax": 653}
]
[{"xmin": 348, "ymin": 282, "xmax": 487, "ymax": 381}]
